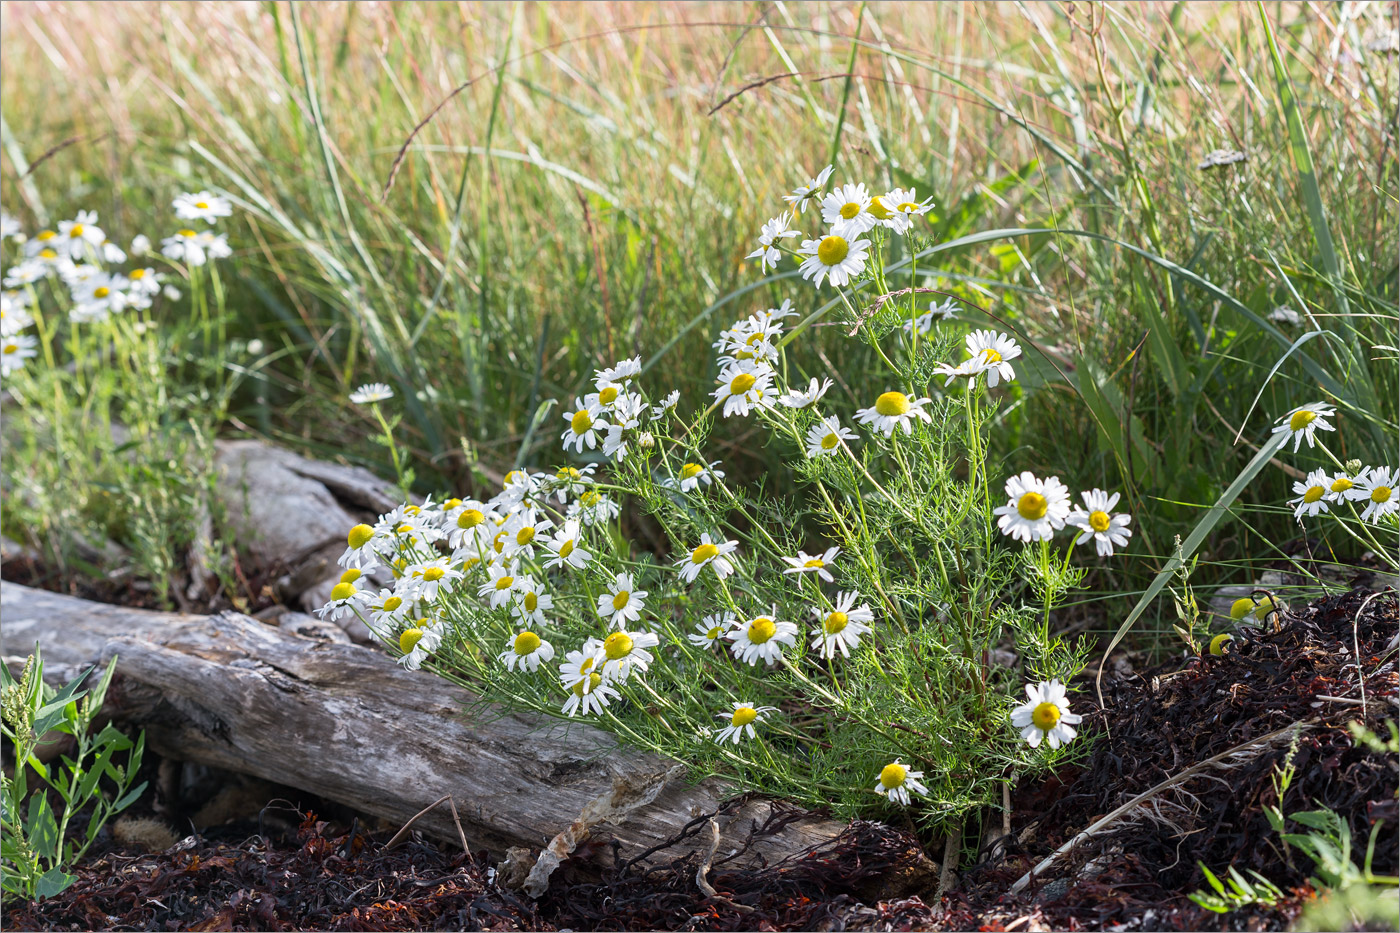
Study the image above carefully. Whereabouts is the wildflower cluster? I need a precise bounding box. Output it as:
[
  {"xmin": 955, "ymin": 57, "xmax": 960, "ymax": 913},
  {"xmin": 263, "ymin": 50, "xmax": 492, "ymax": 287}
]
[{"xmin": 326, "ymin": 167, "xmax": 1116, "ymax": 823}]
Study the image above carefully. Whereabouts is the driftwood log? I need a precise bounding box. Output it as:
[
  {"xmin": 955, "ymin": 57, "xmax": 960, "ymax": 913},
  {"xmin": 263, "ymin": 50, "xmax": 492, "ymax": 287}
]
[{"xmin": 0, "ymin": 583, "xmax": 844, "ymax": 876}]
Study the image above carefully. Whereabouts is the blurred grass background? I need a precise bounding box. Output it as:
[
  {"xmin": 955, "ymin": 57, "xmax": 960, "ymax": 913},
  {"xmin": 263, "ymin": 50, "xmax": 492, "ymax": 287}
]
[{"xmin": 1, "ymin": 1, "xmax": 1395, "ymax": 621}]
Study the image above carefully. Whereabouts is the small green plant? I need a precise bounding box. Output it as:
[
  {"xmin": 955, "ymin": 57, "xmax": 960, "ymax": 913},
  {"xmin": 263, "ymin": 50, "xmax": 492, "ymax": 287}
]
[
  {"xmin": 0, "ymin": 646, "xmax": 147, "ymax": 901},
  {"xmin": 1187, "ymin": 862, "xmax": 1285, "ymax": 914}
]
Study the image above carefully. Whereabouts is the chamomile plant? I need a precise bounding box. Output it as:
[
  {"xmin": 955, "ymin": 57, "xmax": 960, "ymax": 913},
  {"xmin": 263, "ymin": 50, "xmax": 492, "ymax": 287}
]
[{"xmin": 326, "ymin": 169, "xmax": 1126, "ymax": 830}]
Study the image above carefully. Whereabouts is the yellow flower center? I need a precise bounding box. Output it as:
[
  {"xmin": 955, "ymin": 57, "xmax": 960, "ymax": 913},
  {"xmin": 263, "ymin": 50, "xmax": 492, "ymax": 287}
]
[
  {"xmin": 599, "ymin": 385, "xmax": 619, "ymax": 405},
  {"xmin": 838, "ymin": 202, "xmax": 862, "ymax": 220},
  {"xmin": 458, "ymin": 508, "xmax": 485, "ymax": 529},
  {"xmin": 572, "ymin": 672, "xmax": 602, "ymax": 697},
  {"xmin": 731, "ymin": 706, "xmax": 759, "ymax": 727},
  {"xmin": 1288, "ymin": 409, "xmax": 1318, "ymax": 432},
  {"xmin": 422, "ymin": 566, "xmax": 445, "ymax": 582},
  {"xmin": 129, "ymin": 269, "xmax": 146, "ymax": 280},
  {"xmin": 729, "ymin": 372, "xmax": 757, "ymax": 395},
  {"xmin": 821, "ymin": 432, "xmax": 840, "ymax": 450},
  {"xmin": 705, "ymin": 626, "xmax": 721, "ymax": 640},
  {"xmin": 571, "ymin": 409, "xmax": 593, "ymax": 434},
  {"xmin": 1303, "ymin": 486, "xmax": 1325, "ymax": 504},
  {"xmin": 1089, "ymin": 510, "xmax": 1111, "ymax": 532},
  {"xmin": 399, "ymin": 628, "xmax": 424, "ymax": 654},
  {"xmin": 93, "ymin": 286, "xmax": 110, "ymax": 298},
  {"xmin": 69, "ymin": 224, "xmax": 84, "ymax": 237},
  {"xmin": 612, "ymin": 590, "xmax": 631, "ymax": 611},
  {"xmin": 194, "ymin": 201, "xmax": 209, "ymax": 209},
  {"xmin": 879, "ymin": 763, "xmax": 906, "ymax": 789},
  {"xmin": 405, "ymin": 505, "xmax": 422, "ymax": 516},
  {"xmin": 524, "ymin": 591, "xmax": 538, "ymax": 612},
  {"xmin": 382, "ymin": 596, "xmax": 403, "ymax": 612},
  {"xmin": 1031, "ymin": 701, "xmax": 1061, "ymax": 730},
  {"xmin": 824, "ymin": 611, "xmax": 849, "ymax": 634},
  {"xmin": 680, "ymin": 463, "xmax": 704, "ymax": 480},
  {"xmin": 2, "ymin": 344, "xmax": 15, "ymax": 355},
  {"xmin": 581, "ymin": 490, "xmax": 601, "ymax": 507},
  {"xmin": 603, "ymin": 631, "xmax": 634, "ymax": 660},
  {"xmin": 514, "ymin": 631, "xmax": 541, "ymax": 655},
  {"xmin": 896, "ymin": 201, "xmax": 919, "ymax": 213},
  {"xmin": 444, "ymin": 498, "xmax": 462, "ymax": 509},
  {"xmin": 504, "ymin": 470, "xmax": 523, "ymax": 484},
  {"xmin": 330, "ymin": 582, "xmax": 356, "ymax": 601},
  {"xmin": 495, "ymin": 575, "xmax": 514, "ymax": 590},
  {"xmin": 747, "ymin": 617, "xmax": 776, "ymax": 644},
  {"xmin": 816, "ymin": 235, "xmax": 849, "ymax": 265},
  {"xmin": 1331, "ymin": 477, "xmax": 1353, "ymax": 493},
  {"xmin": 692, "ymin": 542, "xmax": 719, "ymax": 564},
  {"xmin": 803, "ymin": 558, "xmax": 825, "ymax": 569},
  {"xmin": 1372, "ymin": 486, "xmax": 1393, "ymax": 504},
  {"xmin": 874, "ymin": 391, "xmax": 910, "ymax": 417},
  {"xmin": 867, "ymin": 198, "xmax": 892, "ymax": 220},
  {"xmin": 558, "ymin": 539, "xmax": 575, "ymax": 558},
  {"xmin": 347, "ymin": 524, "xmax": 374, "ymax": 549},
  {"xmin": 339, "ymin": 568, "xmax": 361, "ymax": 584},
  {"xmin": 516, "ymin": 526, "xmax": 536, "ymax": 546},
  {"xmin": 37, "ymin": 230, "xmax": 55, "ymax": 241},
  {"xmin": 557, "ymin": 467, "xmax": 581, "ymax": 482},
  {"xmin": 1017, "ymin": 492, "xmax": 1048, "ymax": 520},
  {"xmin": 178, "ymin": 229, "xmax": 197, "ymax": 238},
  {"xmin": 982, "ymin": 348, "xmax": 1002, "ymax": 364},
  {"xmin": 493, "ymin": 532, "xmax": 507, "ymax": 554},
  {"xmin": 396, "ymin": 523, "xmax": 413, "ymax": 535}
]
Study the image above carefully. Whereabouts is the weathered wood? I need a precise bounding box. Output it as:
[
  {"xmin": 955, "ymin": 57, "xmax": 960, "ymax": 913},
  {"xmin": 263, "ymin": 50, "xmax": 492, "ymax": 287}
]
[{"xmin": 0, "ymin": 583, "xmax": 844, "ymax": 869}]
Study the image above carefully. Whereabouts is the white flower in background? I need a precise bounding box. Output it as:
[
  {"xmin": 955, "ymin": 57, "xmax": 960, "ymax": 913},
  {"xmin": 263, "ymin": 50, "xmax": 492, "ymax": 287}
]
[
  {"xmin": 1287, "ymin": 469, "xmax": 1332, "ymax": 520},
  {"xmin": 338, "ymin": 523, "xmax": 385, "ymax": 570},
  {"xmin": 377, "ymin": 502, "xmax": 442, "ymax": 548},
  {"xmin": 1357, "ymin": 467, "xmax": 1398, "ymax": 522},
  {"xmin": 57, "ymin": 210, "xmax": 106, "ymax": 261},
  {"xmin": 70, "ymin": 273, "xmax": 129, "ymax": 318},
  {"xmin": 544, "ymin": 520, "xmax": 591, "ymax": 571},
  {"xmin": 904, "ymin": 297, "xmax": 958, "ymax": 335},
  {"xmin": 758, "ymin": 298, "xmax": 797, "ymax": 322},
  {"xmin": 24, "ymin": 228, "xmax": 61, "ymax": 257},
  {"xmin": 1324, "ymin": 469, "xmax": 1369, "ymax": 504},
  {"xmin": 688, "ymin": 612, "xmax": 735, "ymax": 649},
  {"xmin": 124, "ymin": 267, "xmax": 162, "ymax": 298},
  {"xmin": 797, "ymin": 231, "xmax": 870, "ymax": 288},
  {"xmin": 594, "ymin": 628, "xmax": 660, "ymax": 681},
  {"xmin": 348, "ymin": 383, "xmax": 393, "ymax": 405},
  {"xmin": 490, "ymin": 469, "xmax": 540, "ymax": 513},
  {"xmin": 547, "ymin": 464, "xmax": 595, "ymax": 503},
  {"xmin": 782, "ymin": 164, "xmax": 833, "ymax": 212},
  {"xmin": 162, "ymin": 284, "xmax": 182, "ymax": 301},
  {"xmin": 713, "ymin": 702, "xmax": 778, "ymax": 745},
  {"xmin": 652, "ymin": 389, "xmax": 681, "ymax": 419},
  {"xmin": 1065, "ymin": 489, "xmax": 1133, "ymax": 556},
  {"xmin": 129, "ymin": 234, "xmax": 152, "ymax": 257},
  {"xmin": 561, "ymin": 396, "xmax": 608, "ymax": 452},
  {"xmin": 561, "ymin": 670, "xmax": 620, "ymax": 717},
  {"xmin": 1268, "ymin": 305, "xmax": 1302, "ymax": 326},
  {"xmin": 499, "ymin": 630, "xmax": 555, "ymax": 672},
  {"xmin": 1, "ymin": 333, "xmax": 38, "ymax": 376},
  {"xmin": 1271, "ymin": 402, "xmax": 1335, "ymax": 452},
  {"xmin": 595, "ymin": 356, "xmax": 642, "ymax": 389},
  {"xmin": 854, "ymin": 391, "xmax": 932, "ymax": 437},
  {"xmin": 993, "ymin": 472, "xmax": 1072, "ymax": 543},
  {"xmin": 672, "ymin": 460, "xmax": 723, "ymax": 492},
  {"xmin": 727, "ymin": 611, "xmax": 797, "ymax": 666},
  {"xmin": 873, "ymin": 187, "xmax": 933, "ymax": 234},
  {"xmin": 716, "ymin": 317, "xmax": 783, "ymax": 366},
  {"xmin": 712, "ymin": 359, "xmax": 776, "ymax": 418},
  {"xmin": 101, "ymin": 240, "xmax": 127, "ymax": 264},
  {"xmin": 160, "ymin": 228, "xmax": 230, "ymax": 266},
  {"xmin": 675, "ymin": 532, "xmax": 738, "ymax": 583},
  {"xmin": 1, "ymin": 213, "xmax": 20, "ymax": 240},
  {"xmin": 810, "ymin": 591, "xmax": 874, "ymax": 659},
  {"xmin": 963, "ymin": 330, "xmax": 1022, "ymax": 388},
  {"xmin": 479, "ymin": 561, "xmax": 521, "ymax": 608},
  {"xmin": 509, "ymin": 576, "xmax": 553, "ymax": 627},
  {"xmin": 779, "ymin": 376, "xmax": 833, "ymax": 409},
  {"xmin": 173, "ymin": 190, "xmax": 233, "ymax": 224},
  {"xmin": 396, "ymin": 621, "xmax": 443, "ymax": 671},
  {"xmin": 1, "ymin": 292, "xmax": 34, "ymax": 336},
  {"xmin": 598, "ymin": 571, "xmax": 649, "ymax": 628},
  {"xmin": 874, "ymin": 760, "xmax": 927, "ymax": 806},
  {"xmin": 782, "ymin": 546, "xmax": 840, "ymax": 583},
  {"xmin": 3, "ymin": 258, "xmax": 50, "ymax": 287},
  {"xmin": 1010, "ymin": 680, "xmax": 1083, "ymax": 749},
  {"xmin": 365, "ymin": 590, "xmax": 410, "ymax": 635},
  {"xmin": 819, "ymin": 182, "xmax": 877, "ymax": 236},
  {"xmin": 569, "ymin": 489, "xmax": 620, "ymax": 526},
  {"xmin": 747, "ymin": 214, "xmax": 799, "ymax": 272},
  {"xmin": 805, "ymin": 416, "xmax": 858, "ymax": 458}
]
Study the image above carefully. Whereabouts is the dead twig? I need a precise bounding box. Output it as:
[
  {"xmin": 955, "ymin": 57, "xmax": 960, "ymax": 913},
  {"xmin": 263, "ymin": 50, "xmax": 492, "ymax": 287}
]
[
  {"xmin": 385, "ymin": 795, "xmax": 470, "ymax": 857},
  {"xmin": 846, "ymin": 287, "xmax": 946, "ymax": 336},
  {"xmin": 695, "ymin": 817, "xmax": 756, "ymax": 914}
]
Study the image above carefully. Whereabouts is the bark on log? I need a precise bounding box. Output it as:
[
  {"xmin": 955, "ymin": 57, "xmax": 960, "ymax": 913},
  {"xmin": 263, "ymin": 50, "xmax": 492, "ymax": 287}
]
[{"xmin": 0, "ymin": 583, "xmax": 844, "ymax": 870}]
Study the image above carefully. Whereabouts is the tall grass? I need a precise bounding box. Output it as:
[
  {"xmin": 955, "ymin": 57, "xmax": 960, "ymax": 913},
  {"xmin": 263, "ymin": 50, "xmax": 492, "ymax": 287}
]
[{"xmin": 2, "ymin": 2, "xmax": 1395, "ymax": 625}]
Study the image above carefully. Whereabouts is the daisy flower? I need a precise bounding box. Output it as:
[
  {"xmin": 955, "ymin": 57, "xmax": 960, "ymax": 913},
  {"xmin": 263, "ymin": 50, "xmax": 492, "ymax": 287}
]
[
  {"xmin": 0, "ymin": 213, "xmax": 19, "ymax": 240},
  {"xmin": 713, "ymin": 703, "xmax": 778, "ymax": 745},
  {"xmin": 797, "ymin": 232, "xmax": 871, "ymax": 288},
  {"xmin": 402, "ymin": 556, "xmax": 463, "ymax": 601},
  {"xmin": 1271, "ymin": 403, "xmax": 1336, "ymax": 452},
  {"xmin": 1010, "ymin": 680, "xmax": 1083, "ymax": 749},
  {"xmin": 993, "ymin": 472, "xmax": 1072, "ymax": 543},
  {"xmin": 594, "ymin": 357, "xmax": 642, "ymax": 390},
  {"xmin": 562, "ymin": 672, "xmax": 620, "ymax": 717},
  {"xmin": 652, "ymin": 389, "xmax": 681, "ymax": 419},
  {"xmin": 1, "ymin": 333, "xmax": 38, "ymax": 376},
  {"xmin": 548, "ymin": 464, "xmax": 597, "ymax": 503},
  {"xmin": 561, "ymin": 397, "xmax": 608, "ymax": 452},
  {"xmin": 806, "ymin": 416, "xmax": 858, "ymax": 458},
  {"xmin": 963, "ymin": 330, "xmax": 1021, "ymax": 388},
  {"xmin": 499, "ymin": 630, "xmax": 555, "ymax": 672},
  {"xmin": 479, "ymin": 562, "xmax": 521, "ymax": 608},
  {"xmin": 782, "ymin": 164, "xmax": 834, "ymax": 212},
  {"xmin": 446, "ymin": 501, "xmax": 496, "ymax": 551},
  {"xmin": 570, "ymin": 489, "xmax": 620, "ymax": 527},
  {"xmin": 1287, "ymin": 469, "xmax": 1332, "ymax": 520},
  {"xmin": 349, "ymin": 383, "xmax": 394, "ymax": 404},
  {"xmin": 339, "ymin": 523, "xmax": 385, "ymax": 570},
  {"xmin": 727, "ymin": 611, "xmax": 798, "ymax": 666},
  {"xmin": 675, "ymin": 532, "xmax": 739, "ymax": 583},
  {"xmin": 874, "ymin": 761, "xmax": 928, "ymax": 806},
  {"xmin": 316, "ymin": 575, "xmax": 368, "ymax": 622},
  {"xmin": 673, "ymin": 460, "xmax": 723, "ymax": 492},
  {"xmin": 594, "ymin": 629, "xmax": 660, "ymax": 681},
  {"xmin": 747, "ymin": 214, "xmax": 799, "ymax": 272},
  {"xmin": 778, "ymin": 376, "xmax": 833, "ymax": 409},
  {"xmin": 598, "ymin": 572, "xmax": 649, "ymax": 628},
  {"xmin": 1, "ymin": 293, "xmax": 33, "ymax": 337},
  {"xmin": 510, "ymin": 576, "xmax": 554, "ymax": 627},
  {"xmin": 490, "ymin": 469, "xmax": 540, "ymax": 513},
  {"xmin": 58, "ymin": 210, "xmax": 106, "ymax": 262},
  {"xmin": 782, "ymin": 546, "xmax": 840, "ymax": 583},
  {"xmin": 500, "ymin": 510, "xmax": 552, "ymax": 560},
  {"xmin": 713, "ymin": 359, "xmax": 776, "ymax": 418},
  {"xmin": 688, "ymin": 613, "xmax": 735, "ymax": 649},
  {"xmin": 70, "ymin": 273, "xmax": 129, "ymax": 317},
  {"xmin": 161, "ymin": 229, "xmax": 209, "ymax": 265},
  {"xmin": 1324, "ymin": 468, "xmax": 1368, "ymax": 503},
  {"xmin": 173, "ymin": 191, "xmax": 233, "ymax": 224},
  {"xmin": 810, "ymin": 592, "xmax": 874, "ymax": 659},
  {"xmin": 396, "ymin": 622, "xmax": 444, "ymax": 671},
  {"xmin": 123, "ymin": 266, "xmax": 162, "ymax": 298},
  {"xmin": 873, "ymin": 187, "xmax": 933, "ymax": 234},
  {"xmin": 903, "ymin": 297, "xmax": 957, "ymax": 335},
  {"xmin": 819, "ymin": 183, "xmax": 877, "ymax": 236},
  {"xmin": 1065, "ymin": 489, "xmax": 1133, "ymax": 556},
  {"xmin": 1268, "ymin": 305, "xmax": 1302, "ymax": 326},
  {"xmin": 854, "ymin": 391, "xmax": 932, "ymax": 437},
  {"xmin": 544, "ymin": 520, "xmax": 591, "ymax": 570},
  {"xmin": 365, "ymin": 590, "xmax": 411, "ymax": 635},
  {"xmin": 129, "ymin": 234, "xmax": 151, "ymax": 256},
  {"xmin": 1358, "ymin": 466, "xmax": 1398, "ymax": 522},
  {"xmin": 558, "ymin": 639, "xmax": 604, "ymax": 691}
]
